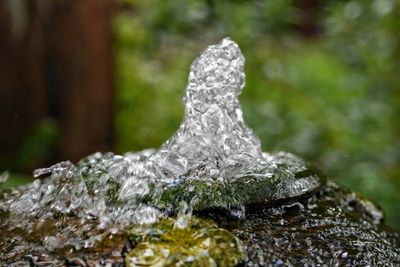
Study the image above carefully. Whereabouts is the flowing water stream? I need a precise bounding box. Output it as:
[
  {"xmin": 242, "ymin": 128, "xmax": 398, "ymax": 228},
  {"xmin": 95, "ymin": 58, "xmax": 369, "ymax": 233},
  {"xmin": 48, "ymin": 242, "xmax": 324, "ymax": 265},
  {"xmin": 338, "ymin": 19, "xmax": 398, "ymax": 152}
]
[{"xmin": 1, "ymin": 38, "xmax": 399, "ymax": 266}]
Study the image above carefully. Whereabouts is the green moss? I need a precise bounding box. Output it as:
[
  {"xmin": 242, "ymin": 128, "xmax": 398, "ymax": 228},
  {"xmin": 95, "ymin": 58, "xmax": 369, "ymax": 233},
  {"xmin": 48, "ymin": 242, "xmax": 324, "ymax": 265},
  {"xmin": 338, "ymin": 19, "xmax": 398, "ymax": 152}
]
[
  {"xmin": 157, "ymin": 153, "xmax": 325, "ymax": 212},
  {"xmin": 126, "ymin": 216, "xmax": 244, "ymax": 267}
]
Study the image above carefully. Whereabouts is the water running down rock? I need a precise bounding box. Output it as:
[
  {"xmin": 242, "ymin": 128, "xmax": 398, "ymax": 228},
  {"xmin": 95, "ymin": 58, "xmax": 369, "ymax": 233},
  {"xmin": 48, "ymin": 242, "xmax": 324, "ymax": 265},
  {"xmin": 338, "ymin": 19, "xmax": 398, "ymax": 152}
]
[{"xmin": 1, "ymin": 38, "xmax": 399, "ymax": 266}]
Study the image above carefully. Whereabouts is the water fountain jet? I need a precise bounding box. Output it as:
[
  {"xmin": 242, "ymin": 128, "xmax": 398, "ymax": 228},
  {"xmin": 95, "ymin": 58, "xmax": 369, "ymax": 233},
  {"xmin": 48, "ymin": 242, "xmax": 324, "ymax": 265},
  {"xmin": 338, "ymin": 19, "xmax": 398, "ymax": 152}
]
[{"xmin": 1, "ymin": 38, "xmax": 399, "ymax": 266}]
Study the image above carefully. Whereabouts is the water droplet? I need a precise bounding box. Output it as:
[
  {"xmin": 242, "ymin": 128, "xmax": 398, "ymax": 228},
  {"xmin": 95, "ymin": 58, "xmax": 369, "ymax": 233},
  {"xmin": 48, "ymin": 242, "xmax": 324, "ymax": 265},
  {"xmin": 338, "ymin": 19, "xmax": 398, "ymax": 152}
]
[{"xmin": 0, "ymin": 171, "xmax": 9, "ymax": 183}]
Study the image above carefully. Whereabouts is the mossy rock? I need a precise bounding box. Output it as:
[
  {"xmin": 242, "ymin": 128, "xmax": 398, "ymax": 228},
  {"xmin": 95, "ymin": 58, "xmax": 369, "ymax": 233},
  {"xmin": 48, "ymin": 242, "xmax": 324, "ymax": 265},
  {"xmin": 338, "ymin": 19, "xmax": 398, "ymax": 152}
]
[
  {"xmin": 1, "ymin": 154, "xmax": 400, "ymax": 266},
  {"xmin": 2, "ymin": 180, "xmax": 399, "ymax": 266},
  {"xmin": 126, "ymin": 216, "xmax": 244, "ymax": 267},
  {"xmin": 158, "ymin": 152, "xmax": 326, "ymax": 213}
]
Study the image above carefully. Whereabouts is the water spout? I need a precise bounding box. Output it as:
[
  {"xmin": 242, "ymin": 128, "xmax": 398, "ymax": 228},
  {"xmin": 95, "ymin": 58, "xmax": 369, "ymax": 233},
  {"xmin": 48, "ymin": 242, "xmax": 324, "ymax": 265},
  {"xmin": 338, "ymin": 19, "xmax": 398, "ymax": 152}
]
[
  {"xmin": 1, "ymin": 38, "xmax": 399, "ymax": 267},
  {"xmin": 0, "ymin": 38, "xmax": 324, "ymax": 257},
  {"xmin": 152, "ymin": 38, "xmax": 264, "ymax": 180}
]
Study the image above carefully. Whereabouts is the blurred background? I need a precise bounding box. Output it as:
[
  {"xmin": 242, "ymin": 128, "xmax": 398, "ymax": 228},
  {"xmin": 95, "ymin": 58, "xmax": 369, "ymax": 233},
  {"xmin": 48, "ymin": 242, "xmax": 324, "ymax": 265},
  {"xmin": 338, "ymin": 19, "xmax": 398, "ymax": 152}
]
[{"xmin": 0, "ymin": 0, "xmax": 399, "ymax": 229}]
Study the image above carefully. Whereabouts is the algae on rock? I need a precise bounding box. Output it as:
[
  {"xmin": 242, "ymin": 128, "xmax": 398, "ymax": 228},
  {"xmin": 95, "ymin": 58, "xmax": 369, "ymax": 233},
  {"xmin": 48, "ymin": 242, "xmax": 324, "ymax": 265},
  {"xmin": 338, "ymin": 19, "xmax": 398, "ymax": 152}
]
[{"xmin": 126, "ymin": 216, "xmax": 244, "ymax": 267}]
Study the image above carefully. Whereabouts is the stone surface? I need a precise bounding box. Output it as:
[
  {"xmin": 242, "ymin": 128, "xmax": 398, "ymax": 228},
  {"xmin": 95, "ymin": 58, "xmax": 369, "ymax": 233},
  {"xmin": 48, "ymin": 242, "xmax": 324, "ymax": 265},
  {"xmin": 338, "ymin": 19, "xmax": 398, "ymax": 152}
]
[
  {"xmin": 220, "ymin": 181, "xmax": 400, "ymax": 266},
  {"xmin": 2, "ymin": 179, "xmax": 399, "ymax": 266},
  {"xmin": 1, "ymin": 39, "xmax": 399, "ymax": 266},
  {"xmin": 126, "ymin": 216, "xmax": 244, "ymax": 267}
]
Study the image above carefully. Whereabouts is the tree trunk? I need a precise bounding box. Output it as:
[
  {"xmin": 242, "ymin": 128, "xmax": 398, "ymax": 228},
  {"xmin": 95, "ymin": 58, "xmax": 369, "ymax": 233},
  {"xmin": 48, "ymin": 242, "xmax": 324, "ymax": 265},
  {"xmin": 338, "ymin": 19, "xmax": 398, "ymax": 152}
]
[
  {"xmin": 0, "ymin": 0, "xmax": 116, "ymax": 170},
  {"xmin": 0, "ymin": 1, "xmax": 47, "ymax": 170},
  {"xmin": 48, "ymin": 0, "xmax": 116, "ymax": 162}
]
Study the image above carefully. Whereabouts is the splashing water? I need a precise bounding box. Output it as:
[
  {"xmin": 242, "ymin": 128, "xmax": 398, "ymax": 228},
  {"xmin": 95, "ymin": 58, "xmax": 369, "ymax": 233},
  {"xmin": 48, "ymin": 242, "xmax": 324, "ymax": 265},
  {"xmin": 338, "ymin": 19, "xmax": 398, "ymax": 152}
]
[
  {"xmin": 0, "ymin": 38, "xmax": 323, "ymax": 256},
  {"xmin": 152, "ymin": 38, "xmax": 262, "ymax": 179}
]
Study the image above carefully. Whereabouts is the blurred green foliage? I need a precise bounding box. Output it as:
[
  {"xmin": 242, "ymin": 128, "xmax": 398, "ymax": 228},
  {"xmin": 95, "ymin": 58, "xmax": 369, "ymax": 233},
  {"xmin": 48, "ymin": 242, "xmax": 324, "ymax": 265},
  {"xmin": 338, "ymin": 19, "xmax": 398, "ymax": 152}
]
[
  {"xmin": 0, "ymin": 172, "xmax": 32, "ymax": 189},
  {"xmin": 3, "ymin": 118, "xmax": 59, "ymax": 172},
  {"xmin": 113, "ymin": 0, "xmax": 400, "ymax": 229},
  {"xmin": 16, "ymin": 119, "xmax": 60, "ymax": 169},
  {"xmin": 2, "ymin": 119, "xmax": 60, "ymax": 189}
]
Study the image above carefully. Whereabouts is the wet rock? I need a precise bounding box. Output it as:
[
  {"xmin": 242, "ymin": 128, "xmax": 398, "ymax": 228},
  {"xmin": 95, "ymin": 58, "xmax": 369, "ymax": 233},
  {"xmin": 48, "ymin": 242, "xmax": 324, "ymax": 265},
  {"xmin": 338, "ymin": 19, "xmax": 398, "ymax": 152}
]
[
  {"xmin": 126, "ymin": 216, "xmax": 244, "ymax": 267},
  {"xmin": 2, "ymin": 178, "xmax": 399, "ymax": 266},
  {"xmin": 1, "ymin": 38, "xmax": 399, "ymax": 266},
  {"xmin": 218, "ymin": 181, "xmax": 400, "ymax": 266},
  {"xmin": 158, "ymin": 152, "xmax": 325, "ymax": 214}
]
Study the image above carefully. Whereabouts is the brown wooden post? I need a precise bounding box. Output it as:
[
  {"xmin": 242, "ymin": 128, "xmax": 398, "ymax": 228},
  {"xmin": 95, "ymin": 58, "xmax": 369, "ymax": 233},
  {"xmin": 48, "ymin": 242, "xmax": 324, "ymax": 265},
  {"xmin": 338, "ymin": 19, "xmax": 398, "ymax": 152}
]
[
  {"xmin": 48, "ymin": 0, "xmax": 115, "ymax": 162},
  {"xmin": 0, "ymin": 0, "xmax": 116, "ymax": 171},
  {"xmin": 0, "ymin": 1, "xmax": 47, "ymax": 169}
]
